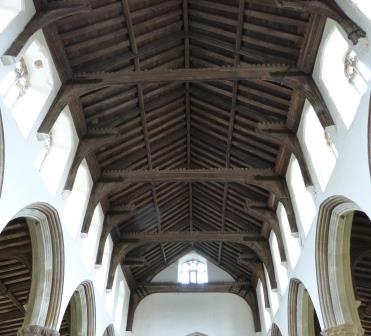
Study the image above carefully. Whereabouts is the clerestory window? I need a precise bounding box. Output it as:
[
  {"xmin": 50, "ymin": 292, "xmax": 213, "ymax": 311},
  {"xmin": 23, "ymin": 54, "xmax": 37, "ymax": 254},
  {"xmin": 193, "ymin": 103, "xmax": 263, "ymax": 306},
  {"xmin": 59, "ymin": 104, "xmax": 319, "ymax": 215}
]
[{"xmin": 178, "ymin": 259, "xmax": 208, "ymax": 285}]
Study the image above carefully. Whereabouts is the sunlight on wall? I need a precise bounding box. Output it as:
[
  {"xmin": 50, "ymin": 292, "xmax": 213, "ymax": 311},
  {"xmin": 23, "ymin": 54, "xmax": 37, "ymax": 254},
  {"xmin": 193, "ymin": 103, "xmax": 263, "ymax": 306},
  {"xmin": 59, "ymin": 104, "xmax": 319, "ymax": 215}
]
[
  {"xmin": 96, "ymin": 237, "xmax": 113, "ymax": 295},
  {"xmin": 62, "ymin": 160, "xmax": 92, "ymax": 239},
  {"xmin": 37, "ymin": 107, "xmax": 77, "ymax": 196},
  {"xmin": 82, "ymin": 204, "xmax": 103, "ymax": 269},
  {"xmin": 114, "ymin": 281, "xmax": 127, "ymax": 332},
  {"xmin": 286, "ymin": 156, "xmax": 316, "ymax": 238},
  {"xmin": 264, "ymin": 266, "xmax": 279, "ymax": 317},
  {"xmin": 106, "ymin": 268, "xmax": 119, "ymax": 316},
  {"xmin": 353, "ymin": 0, "xmax": 371, "ymax": 18},
  {"xmin": 269, "ymin": 232, "xmax": 288, "ymax": 294},
  {"xmin": 321, "ymin": 25, "xmax": 364, "ymax": 129},
  {"xmin": 300, "ymin": 101, "xmax": 337, "ymax": 191},
  {"xmin": 0, "ymin": 0, "xmax": 23, "ymax": 33},
  {"xmin": 257, "ymin": 280, "xmax": 272, "ymax": 333},
  {"xmin": 276, "ymin": 203, "xmax": 301, "ymax": 270}
]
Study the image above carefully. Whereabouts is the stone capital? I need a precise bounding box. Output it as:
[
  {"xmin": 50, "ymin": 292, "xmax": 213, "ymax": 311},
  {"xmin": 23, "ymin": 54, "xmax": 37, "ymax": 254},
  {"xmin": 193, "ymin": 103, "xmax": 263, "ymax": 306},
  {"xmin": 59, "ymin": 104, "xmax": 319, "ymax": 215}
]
[
  {"xmin": 322, "ymin": 324, "xmax": 363, "ymax": 336},
  {"xmin": 18, "ymin": 325, "xmax": 60, "ymax": 336}
]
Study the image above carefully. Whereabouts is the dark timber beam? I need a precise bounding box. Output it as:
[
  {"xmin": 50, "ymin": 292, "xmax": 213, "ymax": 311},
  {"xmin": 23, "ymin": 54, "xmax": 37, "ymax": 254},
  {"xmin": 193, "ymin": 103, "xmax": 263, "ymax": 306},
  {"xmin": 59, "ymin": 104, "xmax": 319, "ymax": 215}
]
[
  {"xmin": 81, "ymin": 168, "xmax": 293, "ymax": 235},
  {"xmin": 119, "ymin": 231, "xmax": 262, "ymax": 244},
  {"xmin": 4, "ymin": 1, "xmax": 92, "ymax": 58},
  {"xmin": 65, "ymin": 128, "xmax": 119, "ymax": 190},
  {"xmin": 247, "ymin": 206, "xmax": 287, "ymax": 264},
  {"xmin": 38, "ymin": 68, "xmax": 329, "ymax": 135},
  {"xmin": 106, "ymin": 232, "xmax": 277, "ymax": 291},
  {"xmin": 274, "ymin": 0, "xmax": 366, "ymax": 45}
]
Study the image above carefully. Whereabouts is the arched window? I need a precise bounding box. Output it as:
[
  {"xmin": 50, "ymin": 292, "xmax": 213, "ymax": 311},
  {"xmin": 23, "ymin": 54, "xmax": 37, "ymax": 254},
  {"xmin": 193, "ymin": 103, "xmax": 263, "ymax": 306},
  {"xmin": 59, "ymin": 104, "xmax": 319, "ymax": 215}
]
[
  {"xmin": 299, "ymin": 101, "xmax": 337, "ymax": 191},
  {"xmin": 36, "ymin": 106, "xmax": 77, "ymax": 195},
  {"xmin": 286, "ymin": 155, "xmax": 316, "ymax": 238},
  {"xmin": 276, "ymin": 203, "xmax": 301, "ymax": 269},
  {"xmin": 0, "ymin": 0, "xmax": 23, "ymax": 33},
  {"xmin": 256, "ymin": 280, "xmax": 272, "ymax": 334},
  {"xmin": 320, "ymin": 24, "xmax": 367, "ymax": 129},
  {"xmin": 178, "ymin": 259, "xmax": 208, "ymax": 285},
  {"xmin": 269, "ymin": 232, "xmax": 288, "ymax": 294},
  {"xmin": 62, "ymin": 160, "xmax": 92, "ymax": 239}
]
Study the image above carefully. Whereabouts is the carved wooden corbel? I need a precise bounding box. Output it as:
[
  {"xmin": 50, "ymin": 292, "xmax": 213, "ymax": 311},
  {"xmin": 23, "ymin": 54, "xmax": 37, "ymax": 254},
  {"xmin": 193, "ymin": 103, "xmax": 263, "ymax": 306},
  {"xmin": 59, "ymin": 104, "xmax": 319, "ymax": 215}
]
[{"xmin": 245, "ymin": 290, "xmax": 262, "ymax": 332}]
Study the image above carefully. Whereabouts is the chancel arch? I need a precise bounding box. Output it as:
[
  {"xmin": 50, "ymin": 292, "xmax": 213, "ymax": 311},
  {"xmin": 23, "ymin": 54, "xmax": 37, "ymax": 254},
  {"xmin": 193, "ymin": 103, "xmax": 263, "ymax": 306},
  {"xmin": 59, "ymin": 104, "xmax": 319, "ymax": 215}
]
[
  {"xmin": 0, "ymin": 203, "xmax": 64, "ymax": 335},
  {"xmin": 315, "ymin": 196, "xmax": 364, "ymax": 336}
]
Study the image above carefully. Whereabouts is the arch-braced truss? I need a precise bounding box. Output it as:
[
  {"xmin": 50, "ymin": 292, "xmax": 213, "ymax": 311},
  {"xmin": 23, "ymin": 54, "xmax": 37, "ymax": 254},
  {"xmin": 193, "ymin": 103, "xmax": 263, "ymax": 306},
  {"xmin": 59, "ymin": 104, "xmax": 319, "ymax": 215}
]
[{"xmin": 2, "ymin": 0, "xmax": 367, "ymax": 330}]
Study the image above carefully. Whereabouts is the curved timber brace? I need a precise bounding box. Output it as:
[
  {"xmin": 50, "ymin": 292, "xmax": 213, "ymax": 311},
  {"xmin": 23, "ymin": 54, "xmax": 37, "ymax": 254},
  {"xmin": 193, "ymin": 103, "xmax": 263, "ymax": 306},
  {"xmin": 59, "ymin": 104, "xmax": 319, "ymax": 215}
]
[
  {"xmin": 81, "ymin": 168, "xmax": 298, "ymax": 235},
  {"xmin": 246, "ymin": 206, "xmax": 287, "ymax": 264},
  {"xmin": 64, "ymin": 128, "xmax": 119, "ymax": 191},
  {"xmin": 256, "ymin": 121, "xmax": 313, "ymax": 187},
  {"xmin": 95, "ymin": 207, "xmax": 137, "ymax": 266},
  {"xmin": 4, "ymin": 1, "xmax": 92, "ymax": 60},
  {"xmin": 270, "ymin": 74, "xmax": 334, "ymax": 129},
  {"xmin": 274, "ymin": 0, "xmax": 366, "ymax": 45},
  {"xmin": 238, "ymin": 257, "xmax": 271, "ymax": 310}
]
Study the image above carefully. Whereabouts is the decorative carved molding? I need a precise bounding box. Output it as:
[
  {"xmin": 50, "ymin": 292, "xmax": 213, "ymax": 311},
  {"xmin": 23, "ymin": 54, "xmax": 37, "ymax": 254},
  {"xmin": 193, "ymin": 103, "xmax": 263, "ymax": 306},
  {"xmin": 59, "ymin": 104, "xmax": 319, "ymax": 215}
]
[
  {"xmin": 70, "ymin": 281, "xmax": 96, "ymax": 336},
  {"xmin": 315, "ymin": 197, "xmax": 363, "ymax": 331},
  {"xmin": 15, "ymin": 203, "xmax": 64, "ymax": 331}
]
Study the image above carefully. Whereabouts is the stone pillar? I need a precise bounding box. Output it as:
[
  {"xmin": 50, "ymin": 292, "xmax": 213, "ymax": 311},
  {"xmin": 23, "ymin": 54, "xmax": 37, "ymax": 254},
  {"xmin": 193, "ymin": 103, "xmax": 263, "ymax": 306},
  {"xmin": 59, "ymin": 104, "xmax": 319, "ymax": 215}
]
[
  {"xmin": 322, "ymin": 324, "xmax": 364, "ymax": 336},
  {"xmin": 18, "ymin": 325, "xmax": 60, "ymax": 336}
]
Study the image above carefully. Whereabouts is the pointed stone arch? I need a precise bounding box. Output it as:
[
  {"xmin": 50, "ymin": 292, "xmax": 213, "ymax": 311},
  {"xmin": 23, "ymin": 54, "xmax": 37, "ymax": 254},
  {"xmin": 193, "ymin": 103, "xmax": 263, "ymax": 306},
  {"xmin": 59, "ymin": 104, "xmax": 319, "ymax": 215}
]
[
  {"xmin": 13, "ymin": 203, "xmax": 64, "ymax": 334},
  {"xmin": 271, "ymin": 323, "xmax": 282, "ymax": 336},
  {"xmin": 69, "ymin": 281, "xmax": 96, "ymax": 336},
  {"xmin": 103, "ymin": 324, "xmax": 116, "ymax": 336},
  {"xmin": 288, "ymin": 279, "xmax": 321, "ymax": 336},
  {"xmin": 315, "ymin": 196, "xmax": 363, "ymax": 336}
]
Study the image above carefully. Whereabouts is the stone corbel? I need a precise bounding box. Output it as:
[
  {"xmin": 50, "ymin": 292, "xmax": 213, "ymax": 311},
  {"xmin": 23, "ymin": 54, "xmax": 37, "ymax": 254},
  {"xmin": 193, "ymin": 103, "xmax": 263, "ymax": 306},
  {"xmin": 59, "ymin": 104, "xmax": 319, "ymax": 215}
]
[{"xmin": 18, "ymin": 325, "xmax": 59, "ymax": 336}]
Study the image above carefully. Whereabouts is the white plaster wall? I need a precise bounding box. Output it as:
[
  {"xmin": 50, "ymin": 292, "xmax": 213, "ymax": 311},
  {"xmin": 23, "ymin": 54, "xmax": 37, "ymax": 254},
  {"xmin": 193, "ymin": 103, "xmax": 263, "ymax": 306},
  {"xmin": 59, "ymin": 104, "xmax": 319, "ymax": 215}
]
[
  {"xmin": 0, "ymin": 4, "xmax": 131, "ymax": 335},
  {"xmin": 152, "ymin": 252, "xmax": 234, "ymax": 283},
  {"xmin": 268, "ymin": 3, "xmax": 371, "ymax": 335},
  {"xmin": 132, "ymin": 293, "xmax": 256, "ymax": 336},
  {"xmin": 1, "ymin": 2, "xmax": 371, "ymax": 336}
]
